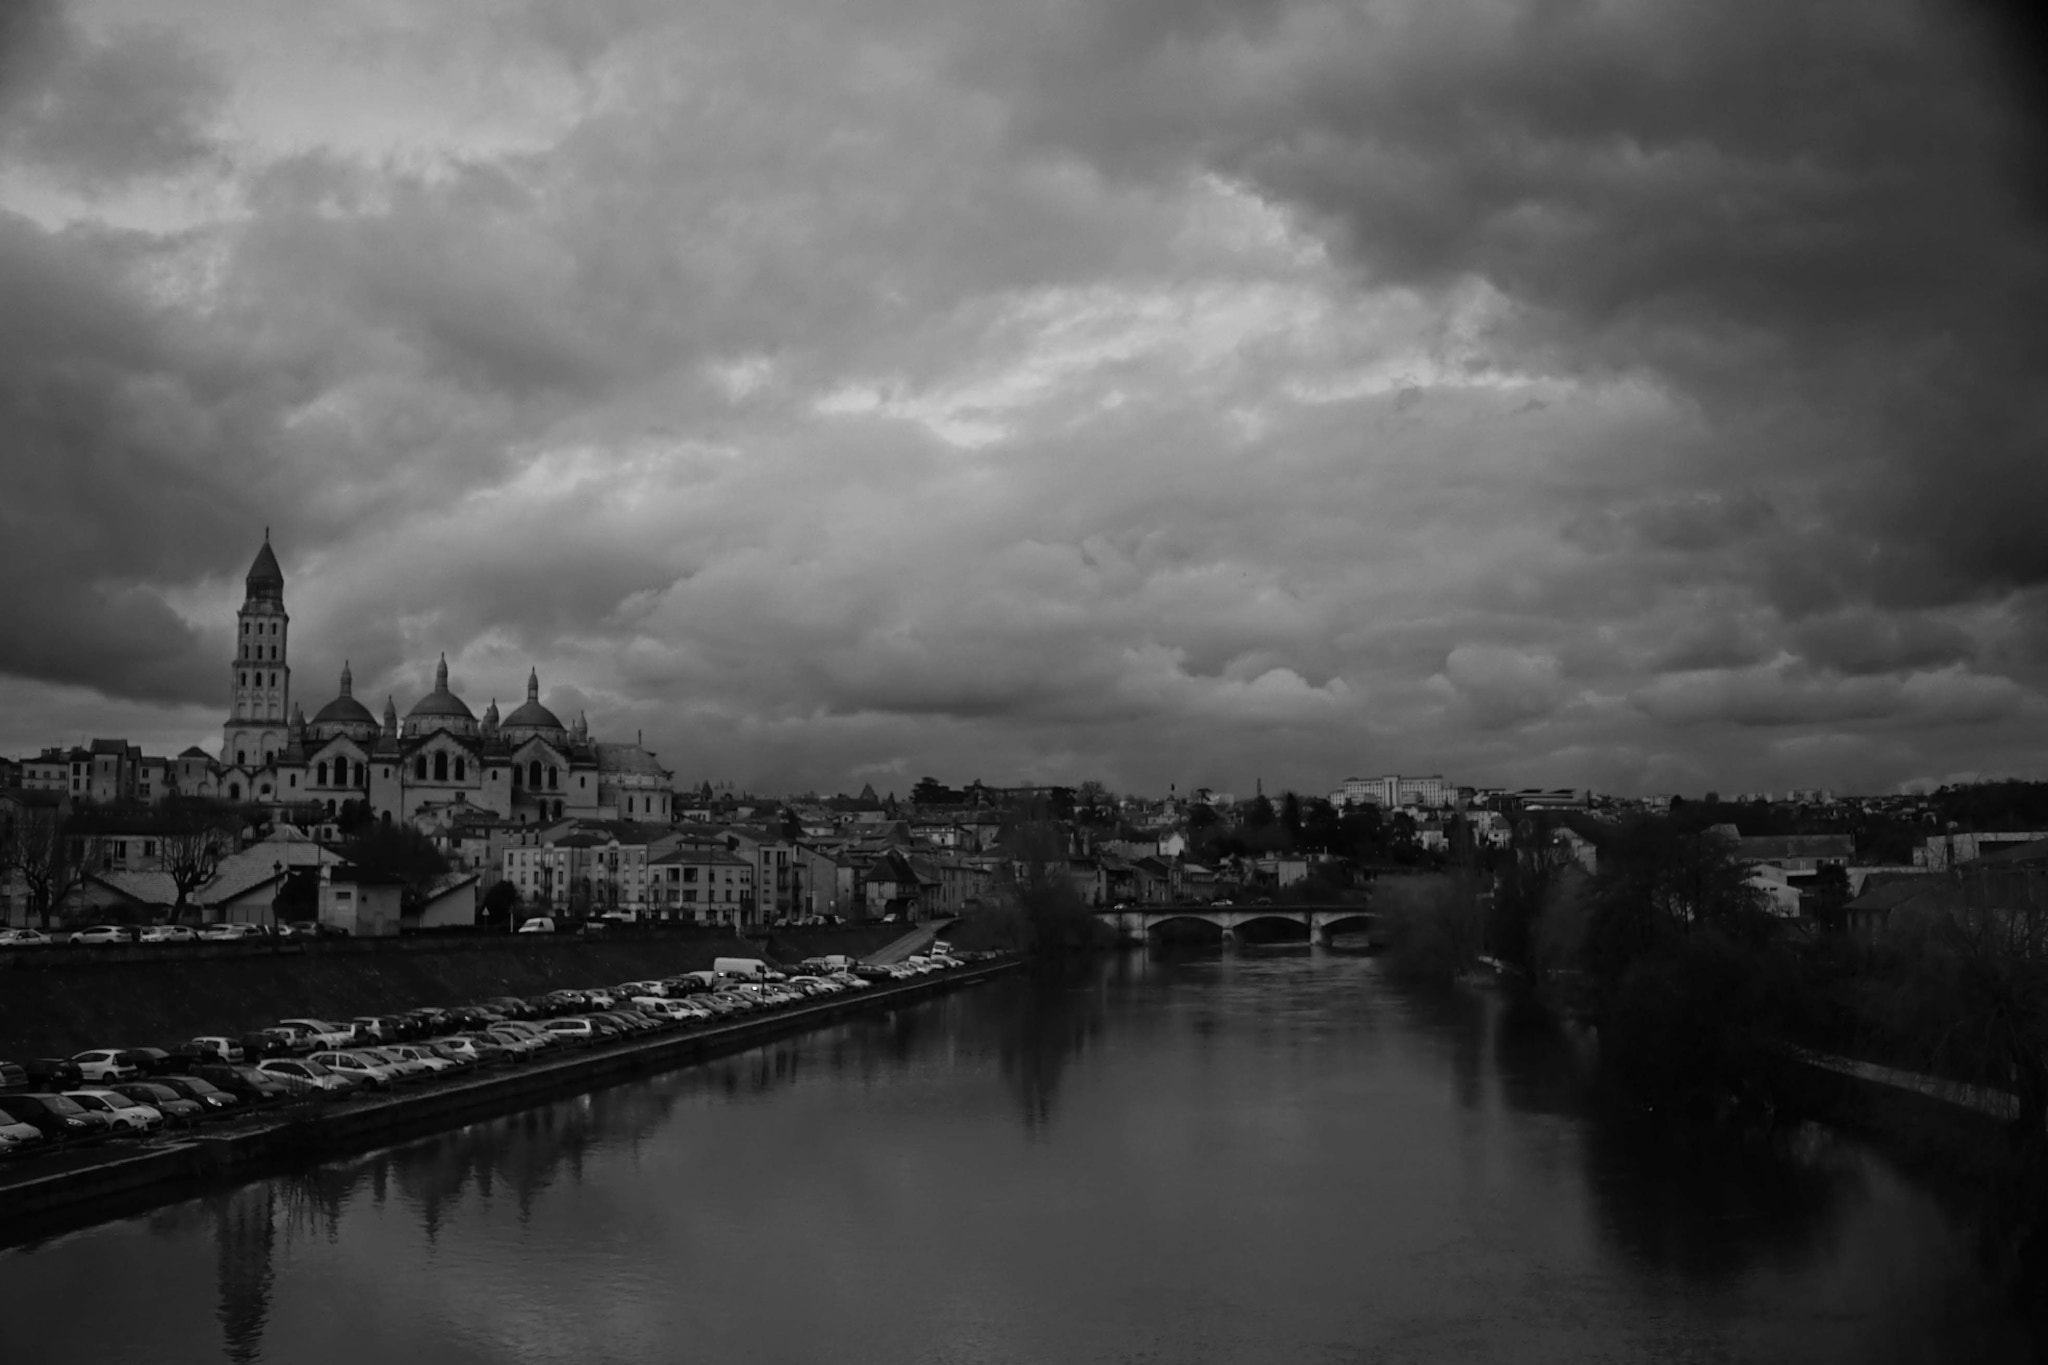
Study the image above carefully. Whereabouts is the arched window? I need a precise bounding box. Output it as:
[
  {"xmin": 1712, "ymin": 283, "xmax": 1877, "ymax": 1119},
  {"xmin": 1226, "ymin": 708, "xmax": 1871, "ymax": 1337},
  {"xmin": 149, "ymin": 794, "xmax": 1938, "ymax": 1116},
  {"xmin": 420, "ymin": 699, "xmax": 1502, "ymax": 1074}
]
[
  {"xmin": 259, "ymin": 783, "xmax": 270, "ymax": 797},
  {"xmin": 415, "ymin": 755, "xmax": 428, "ymax": 780},
  {"xmin": 433, "ymin": 752, "xmax": 448, "ymax": 782},
  {"xmin": 627, "ymin": 796, "xmax": 634, "ymax": 815},
  {"xmin": 317, "ymin": 761, "xmax": 328, "ymax": 785},
  {"xmin": 340, "ymin": 758, "xmax": 353, "ymax": 786},
  {"xmin": 270, "ymin": 672, "xmax": 277, "ymax": 686},
  {"xmin": 235, "ymin": 749, "xmax": 246, "ymax": 765},
  {"xmin": 529, "ymin": 760, "xmax": 542, "ymax": 789},
  {"xmin": 454, "ymin": 757, "xmax": 466, "ymax": 781},
  {"xmin": 239, "ymin": 672, "xmax": 246, "ymax": 687},
  {"xmin": 547, "ymin": 766, "xmax": 558, "ymax": 790},
  {"xmin": 229, "ymin": 782, "xmax": 241, "ymax": 800}
]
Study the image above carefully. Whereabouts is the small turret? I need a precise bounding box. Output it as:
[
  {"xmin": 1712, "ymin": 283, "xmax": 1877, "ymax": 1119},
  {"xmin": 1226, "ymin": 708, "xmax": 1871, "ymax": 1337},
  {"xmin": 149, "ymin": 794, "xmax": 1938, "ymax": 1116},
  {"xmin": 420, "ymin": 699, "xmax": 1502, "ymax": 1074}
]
[
  {"xmin": 483, "ymin": 697, "xmax": 500, "ymax": 735},
  {"xmin": 383, "ymin": 695, "xmax": 398, "ymax": 740}
]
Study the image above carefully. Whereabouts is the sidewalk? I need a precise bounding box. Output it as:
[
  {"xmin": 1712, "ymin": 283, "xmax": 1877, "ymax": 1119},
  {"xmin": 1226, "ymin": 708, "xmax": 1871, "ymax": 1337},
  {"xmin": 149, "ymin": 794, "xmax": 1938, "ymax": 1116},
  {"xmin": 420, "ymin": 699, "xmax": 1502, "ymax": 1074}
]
[
  {"xmin": 1791, "ymin": 1048, "xmax": 2021, "ymax": 1122},
  {"xmin": 861, "ymin": 919, "xmax": 954, "ymax": 966}
]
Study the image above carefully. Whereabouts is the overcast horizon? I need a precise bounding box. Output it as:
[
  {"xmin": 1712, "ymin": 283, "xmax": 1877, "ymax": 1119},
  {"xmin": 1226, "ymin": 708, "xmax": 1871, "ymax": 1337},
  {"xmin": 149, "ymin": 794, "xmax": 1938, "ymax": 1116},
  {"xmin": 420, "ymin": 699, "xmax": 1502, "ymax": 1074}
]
[{"xmin": 3, "ymin": 0, "xmax": 2046, "ymax": 800}]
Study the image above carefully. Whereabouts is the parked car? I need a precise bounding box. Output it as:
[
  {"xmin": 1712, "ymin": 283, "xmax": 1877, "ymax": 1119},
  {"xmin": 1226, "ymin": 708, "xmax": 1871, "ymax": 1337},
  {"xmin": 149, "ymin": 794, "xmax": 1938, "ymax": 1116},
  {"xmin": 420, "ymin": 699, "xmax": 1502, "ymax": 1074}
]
[
  {"xmin": 441, "ymin": 1035, "xmax": 516, "ymax": 1066},
  {"xmin": 72, "ymin": 1049, "xmax": 141, "ymax": 1083},
  {"xmin": 68, "ymin": 925, "xmax": 134, "ymax": 945},
  {"xmin": 423, "ymin": 1039, "xmax": 487, "ymax": 1067},
  {"xmin": 0, "ymin": 928, "xmax": 52, "ymax": 947},
  {"xmin": 277, "ymin": 1019, "xmax": 356, "ymax": 1049},
  {"xmin": 0, "ymin": 1059, "xmax": 29, "ymax": 1090},
  {"xmin": 187, "ymin": 1036, "xmax": 246, "ymax": 1065},
  {"xmin": 64, "ymin": 1088, "xmax": 165, "ymax": 1132},
  {"xmin": 191, "ymin": 1064, "xmax": 292, "ymax": 1105},
  {"xmin": 0, "ymin": 1116, "xmax": 48, "ymax": 1156},
  {"xmin": 116, "ymin": 1047, "xmax": 180, "ymax": 1077},
  {"xmin": 154, "ymin": 1075, "xmax": 240, "ymax": 1113},
  {"xmin": 23, "ymin": 1055, "xmax": 82, "ymax": 1088},
  {"xmin": 196, "ymin": 922, "xmax": 266, "ymax": 941},
  {"xmin": 253, "ymin": 1059, "xmax": 355, "ymax": 1095},
  {"xmin": 112, "ymin": 1082, "xmax": 206, "ymax": 1124},
  {"xmin": 382, "ymin": 1045, "xmax": 458, "ymax": 1076},
  {"xmin": 240, "ymin": 1028, "xmax": 304, "ymax": 1059},
  {"xmin": 0, "ymin": 1093, "xmax": 113, "ymax": 1143},
  {"xmin": 541, "ymin": 1018, "xmax": 598, "ymax": 1042},
  {"xmin": 516, "ymin": 916, "xmax": 556, "ymax": 934},
  {"xmin": 306, "ymin": 1051, "xmax": 402, "ymax": 1090},
  {"xmin": 354, "ymin": 1047, "xmax": 433, "ymax": 1080},
  {"xmin": 139, "ymin": 924, "xmax": 197, "ymax": 943}
]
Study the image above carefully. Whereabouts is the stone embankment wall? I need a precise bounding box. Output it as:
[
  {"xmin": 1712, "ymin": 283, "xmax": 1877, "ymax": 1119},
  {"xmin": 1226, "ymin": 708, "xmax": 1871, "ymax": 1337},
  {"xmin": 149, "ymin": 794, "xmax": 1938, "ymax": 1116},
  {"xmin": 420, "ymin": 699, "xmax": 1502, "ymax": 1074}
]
[{"xmin": 0, "ymin": 925, "xmax": 905, "ymax": 1059}]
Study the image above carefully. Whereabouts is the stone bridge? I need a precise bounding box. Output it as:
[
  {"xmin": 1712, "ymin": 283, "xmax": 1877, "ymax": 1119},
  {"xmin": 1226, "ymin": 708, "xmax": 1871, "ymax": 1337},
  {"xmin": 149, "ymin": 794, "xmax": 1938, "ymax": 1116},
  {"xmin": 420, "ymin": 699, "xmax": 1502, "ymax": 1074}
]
[{"xmin": 1096, "ymin": 904, "xmax": 1379, "ymax": 947}]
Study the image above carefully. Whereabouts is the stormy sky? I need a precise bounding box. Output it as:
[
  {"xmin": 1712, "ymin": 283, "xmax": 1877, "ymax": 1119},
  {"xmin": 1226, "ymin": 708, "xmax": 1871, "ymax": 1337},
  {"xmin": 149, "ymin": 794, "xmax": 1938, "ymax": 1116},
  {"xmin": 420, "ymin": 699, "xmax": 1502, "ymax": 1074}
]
[{"xmin": 2, "ymin": 0, "xmax": 2045, "ymax": 799}]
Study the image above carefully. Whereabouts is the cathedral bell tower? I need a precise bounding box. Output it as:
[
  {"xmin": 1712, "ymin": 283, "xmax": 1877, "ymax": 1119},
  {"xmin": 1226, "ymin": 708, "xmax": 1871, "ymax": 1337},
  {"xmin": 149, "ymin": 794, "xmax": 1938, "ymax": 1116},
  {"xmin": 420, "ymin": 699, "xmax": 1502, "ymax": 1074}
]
[{"xmin": 222, "ymin": 531, "xmax": 293, "ymax": 768}]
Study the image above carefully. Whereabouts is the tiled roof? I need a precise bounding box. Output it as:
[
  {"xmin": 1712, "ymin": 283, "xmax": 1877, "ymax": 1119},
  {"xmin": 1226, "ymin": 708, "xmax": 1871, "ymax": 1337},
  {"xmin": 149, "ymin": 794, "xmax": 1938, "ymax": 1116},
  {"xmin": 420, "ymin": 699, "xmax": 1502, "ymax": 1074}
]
[{"xmin": 595, "ymin": 743, "xmax": 668, "ymax": 776}]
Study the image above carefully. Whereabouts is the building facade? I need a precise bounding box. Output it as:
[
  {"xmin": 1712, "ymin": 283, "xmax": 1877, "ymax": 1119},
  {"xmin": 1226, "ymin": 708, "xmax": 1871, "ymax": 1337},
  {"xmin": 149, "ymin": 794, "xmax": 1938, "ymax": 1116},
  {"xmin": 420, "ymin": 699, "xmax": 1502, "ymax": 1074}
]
[{"xmin": 212, "ymin": 539, "xmax": 673, "ymax": 827}]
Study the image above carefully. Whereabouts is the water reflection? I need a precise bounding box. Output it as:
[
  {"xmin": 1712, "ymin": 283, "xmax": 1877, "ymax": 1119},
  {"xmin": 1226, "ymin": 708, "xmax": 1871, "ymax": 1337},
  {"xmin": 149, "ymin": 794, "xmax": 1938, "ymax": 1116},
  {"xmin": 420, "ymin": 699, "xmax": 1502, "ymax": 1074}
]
[{"xmin": 0, "ymin": 954, "xmax": 2037, "ymax": 1364}]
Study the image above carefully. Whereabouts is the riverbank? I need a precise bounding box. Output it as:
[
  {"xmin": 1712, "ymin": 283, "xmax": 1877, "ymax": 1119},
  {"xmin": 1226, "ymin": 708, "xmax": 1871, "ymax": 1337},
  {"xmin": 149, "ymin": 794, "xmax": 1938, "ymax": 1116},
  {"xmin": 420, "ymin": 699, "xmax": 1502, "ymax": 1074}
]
[
  {"xmin": 0, "ymin": 923, "xmax": 909, "ymax": 1058},
  {"xmin": 0, "ymin": 958, "xmax": 1018, "ymax": 1239}
]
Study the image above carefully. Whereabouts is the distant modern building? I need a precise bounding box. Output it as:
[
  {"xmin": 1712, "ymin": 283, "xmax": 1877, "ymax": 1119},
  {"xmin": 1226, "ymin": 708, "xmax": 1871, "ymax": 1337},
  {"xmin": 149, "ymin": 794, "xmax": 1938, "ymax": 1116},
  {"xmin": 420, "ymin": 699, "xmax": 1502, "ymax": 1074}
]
[{"xmin": 1330, "ymin": 775, "xmax": 1457, "ymax": 809}]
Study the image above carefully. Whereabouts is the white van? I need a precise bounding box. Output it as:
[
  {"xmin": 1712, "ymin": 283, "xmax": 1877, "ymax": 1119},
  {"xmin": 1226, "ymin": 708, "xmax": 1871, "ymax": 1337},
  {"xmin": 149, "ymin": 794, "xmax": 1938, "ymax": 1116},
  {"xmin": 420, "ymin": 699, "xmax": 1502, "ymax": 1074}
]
[
  {"xmin": 517, "ymin": 916, "xmax": 556, "ymax": 934},
  {"xmin": 713, "ymin": 956, "xmax": 771, "ymax": 980}
]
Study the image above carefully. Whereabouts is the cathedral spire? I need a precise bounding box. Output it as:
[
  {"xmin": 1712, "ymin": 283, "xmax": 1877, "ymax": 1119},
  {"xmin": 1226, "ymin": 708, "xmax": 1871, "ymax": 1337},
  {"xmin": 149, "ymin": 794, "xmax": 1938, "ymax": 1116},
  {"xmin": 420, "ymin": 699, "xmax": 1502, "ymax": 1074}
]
[
  {"xmin": 434, "ymin": 653, "xmax": 449, "ymax": 691},
  {"xmin": 527, "ymin": 667, "xmax": 539, "ymax": 702},
  {"xmin": 339, "ymin": 661, "xmax": 353, "ymax": 698}
]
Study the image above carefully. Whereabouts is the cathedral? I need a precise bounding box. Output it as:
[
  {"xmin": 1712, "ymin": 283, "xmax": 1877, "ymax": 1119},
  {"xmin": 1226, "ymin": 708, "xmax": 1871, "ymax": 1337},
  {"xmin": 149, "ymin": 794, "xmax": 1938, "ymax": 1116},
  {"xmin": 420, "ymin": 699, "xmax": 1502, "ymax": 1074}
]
[{"xmin": 217, "ymin": 537, "xmax": 673, "ymax": 826}]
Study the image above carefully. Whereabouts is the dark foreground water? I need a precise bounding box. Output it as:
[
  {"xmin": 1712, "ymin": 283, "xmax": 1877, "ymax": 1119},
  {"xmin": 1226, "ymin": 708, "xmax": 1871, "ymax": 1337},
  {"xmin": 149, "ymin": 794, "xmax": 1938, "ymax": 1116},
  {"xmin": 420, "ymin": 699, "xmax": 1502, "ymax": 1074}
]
[{"xmin": 0, "ymin": 949, "xmax": 2036, "ymax": 1363}]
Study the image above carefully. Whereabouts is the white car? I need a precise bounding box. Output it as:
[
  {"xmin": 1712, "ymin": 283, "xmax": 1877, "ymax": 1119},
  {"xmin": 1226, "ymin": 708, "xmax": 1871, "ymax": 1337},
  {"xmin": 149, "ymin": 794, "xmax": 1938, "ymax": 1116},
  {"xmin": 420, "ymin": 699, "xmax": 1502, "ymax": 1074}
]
[
  {"xmin": 354, "ymin": 1046, "xmax": 432, "ymax": 1079},
  {"xmin": 64, "ymin": 1088, "xmax": 164, "ymax": 1132},
  {"xmin": 71, "ymin": 1049, "xmax": 141, "ymax": 1082},
  {"xmin": 256, "ymin": 1058, "xmax": 354, "ymax": 1095},
  {"xmin": 140, "ymin": 924, "xmax": 197, "ymax": 943},
  {"xmin": 307, "ymin": 1051, "xmax": 404, "ymax": 1090},
  {"xmin": 382, "ymin": 1045, "xmax": 458, "ymax": 1075},
  {"xmin": 197, "ymin": 922, "xmax": 265, "ymax": 941},
  {"xmin": 187, "ymin": 1036, "xmax": 245, "ymax": 1064},
  {"xmin": 68, "ymin": 925, "xmax": 132, "ymax": 945},
  {"xmin": 826, "ymin": 971, "xmax": 871, "ymax": 990},
  {"xmin": 0, "ymin": 928, "xmax": 52, "ymax": 947},
  {"xmin": 278, "ymin": 1019, "xmax": 356, "ymax": 1049},
  {"xmin": 516, "ymin": 916, "xmax": 556, "ymax": 934}
]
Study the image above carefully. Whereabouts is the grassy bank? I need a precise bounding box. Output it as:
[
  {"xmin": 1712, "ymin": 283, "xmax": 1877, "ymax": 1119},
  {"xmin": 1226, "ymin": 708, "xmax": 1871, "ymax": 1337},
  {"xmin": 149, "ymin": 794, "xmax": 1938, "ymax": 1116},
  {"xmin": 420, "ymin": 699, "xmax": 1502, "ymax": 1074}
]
[{"xmin": 0, "ymin": 926, "xmax": 899, "ymax": 1059}]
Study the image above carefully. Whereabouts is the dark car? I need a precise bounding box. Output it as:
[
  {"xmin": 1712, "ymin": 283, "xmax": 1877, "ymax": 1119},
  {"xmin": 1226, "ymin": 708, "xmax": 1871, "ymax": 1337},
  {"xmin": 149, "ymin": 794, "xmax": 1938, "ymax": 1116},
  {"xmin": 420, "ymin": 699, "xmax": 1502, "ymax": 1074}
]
[
  {"xmin": 113, "ymin": 1082, "xmax": 207, "ymax": 1124},
  {"xmin": 0, "ymin": 1060, "xmax": 28, "ymax": 1091},
  {"xmin": 23, "ymin": 1058, "xmax": 85, "ymax": 1090},
  {"xmin": 153, "ymin": 1075, "xmax": 240, "ymax": 1114},
  {"xmin": 0, "ymin": 1092, "xmax": 113, "ymax": 1144},
  {"xmin": 240, "ymin": 1029, "xmax": 304, "ymax": 1059},
  {"xmin": 192, "ymin": 1063, "xmax": 292, "ymax": 1105},
  {"xmin": 117, "ymin": 1047, "xmax": 180, "ymax": 1076}
]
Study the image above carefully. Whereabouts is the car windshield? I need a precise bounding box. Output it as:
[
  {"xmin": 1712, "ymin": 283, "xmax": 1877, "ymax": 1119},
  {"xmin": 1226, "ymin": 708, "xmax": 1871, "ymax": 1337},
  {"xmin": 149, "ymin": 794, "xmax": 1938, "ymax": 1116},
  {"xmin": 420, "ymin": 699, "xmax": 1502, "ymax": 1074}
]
[
  {"xmin": 301, "ymin": 1062, "xmax": 333, "ymax": 1077},
  {"xmin": 98, "ymin": 1092, "xmax": 140, "ymax": 1109},
  {"xmin": 176, "ymin": 1078, "xmax": 219, "ymax": 1094}
]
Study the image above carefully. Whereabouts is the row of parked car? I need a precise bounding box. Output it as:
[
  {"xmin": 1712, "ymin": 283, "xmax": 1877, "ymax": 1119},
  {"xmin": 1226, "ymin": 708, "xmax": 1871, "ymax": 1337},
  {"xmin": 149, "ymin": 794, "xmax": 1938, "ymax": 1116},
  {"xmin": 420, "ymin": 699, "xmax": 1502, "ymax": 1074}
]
[
  {"xmin": 0, "ymin": 922, "xmax": 344, "ymax": 947},
  {"xmin": 0, "ymin": 947, "xmax": 998, "ymax": 1160}
]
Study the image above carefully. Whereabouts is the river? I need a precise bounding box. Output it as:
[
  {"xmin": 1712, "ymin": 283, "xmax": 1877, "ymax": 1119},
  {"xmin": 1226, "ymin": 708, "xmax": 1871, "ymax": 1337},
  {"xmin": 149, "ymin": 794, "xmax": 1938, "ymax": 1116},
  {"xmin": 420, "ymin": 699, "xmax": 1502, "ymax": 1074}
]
[{"xmin": 0, "ymin": 948, "xmax": 2036, "ymax": 1363}]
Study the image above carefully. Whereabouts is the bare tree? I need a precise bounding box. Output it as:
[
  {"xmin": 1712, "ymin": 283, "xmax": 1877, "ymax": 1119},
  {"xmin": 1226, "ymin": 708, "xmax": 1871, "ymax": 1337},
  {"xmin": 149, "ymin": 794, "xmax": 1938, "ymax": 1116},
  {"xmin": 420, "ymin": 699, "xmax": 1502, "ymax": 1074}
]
[
  {"xmin": 1, "ymin": 806, "xmax": 99, "ymax": 929},
  {"xmin": 162, "ymin": 823, "xmax": 232, "ymax": 925}
]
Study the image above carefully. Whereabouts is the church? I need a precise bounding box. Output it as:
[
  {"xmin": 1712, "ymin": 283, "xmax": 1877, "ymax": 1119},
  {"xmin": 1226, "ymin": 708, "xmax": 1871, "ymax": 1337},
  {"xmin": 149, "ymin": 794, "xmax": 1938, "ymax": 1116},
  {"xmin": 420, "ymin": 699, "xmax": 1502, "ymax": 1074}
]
[{"xmin": 217, "ymin": 536, "xmax": 673, "ymax": 827}]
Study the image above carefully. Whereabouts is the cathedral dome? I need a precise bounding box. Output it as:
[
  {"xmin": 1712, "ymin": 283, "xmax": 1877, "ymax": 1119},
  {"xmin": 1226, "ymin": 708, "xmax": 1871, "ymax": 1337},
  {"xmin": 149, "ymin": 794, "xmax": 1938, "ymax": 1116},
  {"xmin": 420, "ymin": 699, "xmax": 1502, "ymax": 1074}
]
[
  {"xmin": 406, "ymin": 655, "xmax": 476, "ymax": 730},
  {"xmin": 501, "ymin": 667, "xmax": 565, "ymax": 734},
  {"xmin": 311, "ymin": 662, "xmax": 378, "ymax": 731}
]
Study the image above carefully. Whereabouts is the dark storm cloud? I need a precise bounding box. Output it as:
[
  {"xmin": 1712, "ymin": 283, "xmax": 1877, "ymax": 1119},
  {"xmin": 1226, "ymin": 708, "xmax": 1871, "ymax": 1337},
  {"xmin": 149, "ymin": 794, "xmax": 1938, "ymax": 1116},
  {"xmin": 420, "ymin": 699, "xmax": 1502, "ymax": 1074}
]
[
  {"xmin": 3, "ymin": 0, "xmax": 2047, "ymax": 796},
  {"xmin": 968, "ymin": 0, "xmax": 2048, "ymax": 600},
  {"xmin": 0, "ymin": 3, "xmax": 225, "ymax": 186}
]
